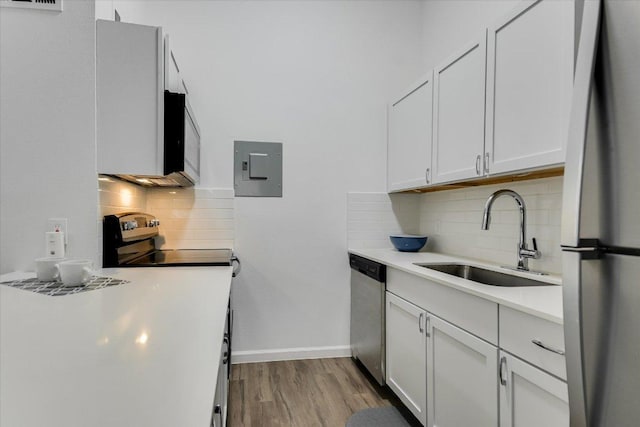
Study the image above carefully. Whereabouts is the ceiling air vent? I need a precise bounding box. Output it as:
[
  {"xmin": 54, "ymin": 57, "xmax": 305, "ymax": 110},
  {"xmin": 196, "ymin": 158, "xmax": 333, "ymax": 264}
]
[{"xmin": 0, "ymin": 0, "xmax": 63, "ymax": 12}]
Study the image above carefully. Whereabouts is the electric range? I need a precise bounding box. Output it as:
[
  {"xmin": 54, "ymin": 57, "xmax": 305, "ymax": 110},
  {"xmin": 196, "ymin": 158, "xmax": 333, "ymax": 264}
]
[{"xmin": 103, "ymin": 212, "xmax": 239, "ymax": 275}]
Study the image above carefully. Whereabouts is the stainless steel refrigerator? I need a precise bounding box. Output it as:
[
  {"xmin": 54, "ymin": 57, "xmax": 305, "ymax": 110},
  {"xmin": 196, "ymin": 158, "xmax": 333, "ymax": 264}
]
[{"xmin": 561, "ymin": 0, "xmax": 640, "ymax": 426}]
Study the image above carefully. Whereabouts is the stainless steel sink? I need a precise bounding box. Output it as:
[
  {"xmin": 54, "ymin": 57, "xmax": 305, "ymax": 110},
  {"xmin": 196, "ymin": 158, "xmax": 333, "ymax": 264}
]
[{"xmin": 414, "ymin": 263, "xmax": 553, "ymax": 287}]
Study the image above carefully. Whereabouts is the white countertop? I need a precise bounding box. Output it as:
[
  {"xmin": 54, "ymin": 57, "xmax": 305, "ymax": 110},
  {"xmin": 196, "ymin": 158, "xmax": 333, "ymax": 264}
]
[
  {"xmin": 0, "ymin": 267, "xmax": 233, "ymax": 427},
  {"xmin": 349, "ymin": 248, "xmax": 564, "ymax": 324}
]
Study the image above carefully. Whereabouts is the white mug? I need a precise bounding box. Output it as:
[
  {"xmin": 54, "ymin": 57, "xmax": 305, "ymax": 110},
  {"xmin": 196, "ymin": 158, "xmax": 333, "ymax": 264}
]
[
  {"xmin": 56, "ymin": 260, "xmax": 94, "ymax": 287},
  {"xmin": 35, "ymin": 257, "xmax": 65, "ymax": 282}
]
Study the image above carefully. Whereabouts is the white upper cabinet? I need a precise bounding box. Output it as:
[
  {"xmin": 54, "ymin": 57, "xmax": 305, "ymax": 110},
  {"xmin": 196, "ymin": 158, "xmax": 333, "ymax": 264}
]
[
  {"xmin": 97, "ymin": 20, "xmax": 164, "ymax": 176},
  {"xmin": 387, "ymin": 72, "xmax": 434, "ymax": 192},
  {"xmin": 427, "ymin": 315, "xmax": 498, "ymax": 427},
  {"xmin": 485, "ymin": 0, "xmax": 574, "ymax": 175},
  {"xmin": 432, "ymin": 32, "xmax": 487, "ymax": 184}
]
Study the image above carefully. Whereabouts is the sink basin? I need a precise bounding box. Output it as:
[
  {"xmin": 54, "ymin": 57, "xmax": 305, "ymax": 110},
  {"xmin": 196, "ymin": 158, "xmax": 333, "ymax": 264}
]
[{"xmin": 414, "ymin": 263, "xmax": 553, "ymax": 287}]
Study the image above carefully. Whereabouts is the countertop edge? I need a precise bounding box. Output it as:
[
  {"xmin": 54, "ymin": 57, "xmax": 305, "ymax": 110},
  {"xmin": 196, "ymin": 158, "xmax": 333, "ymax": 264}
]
[{"xmin": 349, "ymin": 248, "xmax": 564, "ymax": 325}]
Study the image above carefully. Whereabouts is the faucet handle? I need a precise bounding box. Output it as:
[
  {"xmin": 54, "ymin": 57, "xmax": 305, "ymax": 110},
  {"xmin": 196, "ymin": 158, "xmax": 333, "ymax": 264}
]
[{"xmin": 521, "ymin": 238, "xmax": 541, "ymax": 260}]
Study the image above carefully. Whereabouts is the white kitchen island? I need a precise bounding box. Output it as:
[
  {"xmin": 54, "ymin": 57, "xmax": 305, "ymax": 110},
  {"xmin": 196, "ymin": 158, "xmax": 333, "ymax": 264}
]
[{"xmin": 0, "ymin": 267, "xmax": 232, "ymax": 427}]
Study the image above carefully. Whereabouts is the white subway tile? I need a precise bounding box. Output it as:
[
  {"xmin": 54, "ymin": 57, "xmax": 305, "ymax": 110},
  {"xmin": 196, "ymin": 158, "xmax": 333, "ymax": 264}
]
[
  {"xmin": 415, "ymin": 177, "xmax": 564, "ymax": 274},
  {"xmin": 170, "ymin": 198, "xmax": 233, "ymax": 209}
]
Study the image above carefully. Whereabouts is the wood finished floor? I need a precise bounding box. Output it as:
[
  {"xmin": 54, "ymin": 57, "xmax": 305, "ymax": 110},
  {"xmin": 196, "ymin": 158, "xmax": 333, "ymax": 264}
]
[{"xmin": 228, "ymin": 357, "xmax": 420, "ymax": 427}]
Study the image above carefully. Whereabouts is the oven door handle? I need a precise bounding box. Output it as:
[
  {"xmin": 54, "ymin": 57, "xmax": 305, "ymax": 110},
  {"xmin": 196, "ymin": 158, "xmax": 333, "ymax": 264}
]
[{"xmin": 231, "ymin": 255, "xmax": 241, "ymax": 277}]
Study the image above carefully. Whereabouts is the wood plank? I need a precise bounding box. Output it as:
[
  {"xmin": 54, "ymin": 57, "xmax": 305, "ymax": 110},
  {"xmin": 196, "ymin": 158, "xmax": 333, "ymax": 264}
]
[{"xmin": 228, "ymin": 357, "xmax": 421, "ymax": 426}]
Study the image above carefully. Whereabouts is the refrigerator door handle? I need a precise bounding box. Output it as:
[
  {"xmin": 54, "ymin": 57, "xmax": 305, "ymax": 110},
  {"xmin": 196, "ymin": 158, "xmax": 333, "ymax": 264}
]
[{"xmin": 560, "ymin": 0, "xmax": 602, "ymax": 248}]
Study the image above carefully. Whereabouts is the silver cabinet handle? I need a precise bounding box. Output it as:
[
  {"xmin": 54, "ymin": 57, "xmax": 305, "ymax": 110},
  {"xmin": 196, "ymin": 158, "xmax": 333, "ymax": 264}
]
[
  {"xmin": 499, "ymin": 356, "xmax": 507, "ymax": 386},
  {"xmin": 418, "ymin": 313, "xmax": 424, "ymax": 333},
  {"xmin": 425, "ymin": 315, "xmax": 431, "ymax": 338},
  {"xmin": 425, "ymin": 168, "xmax": 431, "ymax": 184},
  {"xmin": 231, "ymin": 255, "xmax": 241, "ymax": 277},
  {"xmin": 484, "ymin": 152, "xmax": 490, "ymax": 174},
  {"xmin": 475, "ymin": 155, "xmax": 481, "ymax": 175},
  {"xmin": 532, "ymin": 339, "xmax": 565, "ymax": 356}
]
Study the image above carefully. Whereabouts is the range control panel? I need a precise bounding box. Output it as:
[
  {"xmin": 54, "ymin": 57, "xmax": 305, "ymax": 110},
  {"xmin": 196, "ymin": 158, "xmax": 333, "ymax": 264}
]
[{"xmin": 112, "ymin": 212, "xmax": 160, "ymax": 242}]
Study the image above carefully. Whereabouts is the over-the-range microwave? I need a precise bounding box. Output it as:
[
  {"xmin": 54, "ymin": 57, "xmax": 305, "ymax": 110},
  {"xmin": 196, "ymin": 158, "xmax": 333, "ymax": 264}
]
[{"xmin": 115, "ymin": 91, "xmax": 201, "ymax": 187}]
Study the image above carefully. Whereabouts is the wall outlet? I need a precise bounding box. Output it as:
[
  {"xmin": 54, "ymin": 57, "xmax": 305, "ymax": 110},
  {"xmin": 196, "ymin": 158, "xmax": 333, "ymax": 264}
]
[{"xmin": 47, "ymin": 218, "xmax": 68, "ymax": 245}]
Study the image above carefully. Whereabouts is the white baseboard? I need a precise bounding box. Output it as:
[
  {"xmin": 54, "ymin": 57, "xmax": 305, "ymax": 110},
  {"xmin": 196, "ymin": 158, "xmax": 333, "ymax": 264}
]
[{"xmin": 231, "ymin": 345, "xmax": 351, "ymax": 364}]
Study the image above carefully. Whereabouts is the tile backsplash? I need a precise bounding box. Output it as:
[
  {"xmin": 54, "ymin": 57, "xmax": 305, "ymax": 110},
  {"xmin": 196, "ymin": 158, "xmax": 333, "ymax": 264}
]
[
  {"xmin": 347, "ymin": 192, "xmax": 420, "ymax": 249},
  {"xmin": 146, "ymin": 188, "xmax": 235, "ymax": 250},
  {"xmin": 347, "ymin": 176, "xmax": 564, "ymax": 275},
  {"xmin": 419, "ymin": 177, "xmax": 563, "ymax": 274},
  {"xmin": 97, "ymin": 178, "xmax": 235, "ymax": 264},
  {"xmin": 98, "ymin": 178, "xmax": 148, "ymax": 262},
  {"xmin": 98, "ymin": 178, "xmax": 148, "ymax": 217}
]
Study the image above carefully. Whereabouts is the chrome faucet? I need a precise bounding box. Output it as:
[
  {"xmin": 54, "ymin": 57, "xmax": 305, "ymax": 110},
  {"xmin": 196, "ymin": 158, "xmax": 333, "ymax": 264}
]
[{"xmin": 481, "ymin": 189, "xmax": 541, "ymax": 272}]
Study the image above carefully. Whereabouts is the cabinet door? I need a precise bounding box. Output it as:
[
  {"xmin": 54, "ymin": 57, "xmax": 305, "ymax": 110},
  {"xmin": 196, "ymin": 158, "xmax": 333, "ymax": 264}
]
[
  {"xmin": 388, "ymin": 72, "xmax": 434, "ymax": 192},
  {"xmin": 97, "ymin": 20, "xmax": 164, "ymax": 176},
  {"xmin": 427, "ymin": 315, "xmax": 498, "ymax": 427},
  {"xmin": 432, "ymin": 32, "xmax": 487, "ymax": 184},
  {"xmin": 485, "ymin": 0, "xmax": 573, "ymax": 175},
  {"xmin": 499, "ymin": 352, "xmax": 569, "ymax": 427},
  {"xmin": 386, "ymin": 292, "xmax": 427, "ymax": 425}
]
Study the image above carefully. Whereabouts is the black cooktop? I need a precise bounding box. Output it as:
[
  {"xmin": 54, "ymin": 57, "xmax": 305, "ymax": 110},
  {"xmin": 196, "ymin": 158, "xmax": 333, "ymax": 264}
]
[{"xmin": 126, "ymin": 249, "xmax": 234, "ymax": 267}]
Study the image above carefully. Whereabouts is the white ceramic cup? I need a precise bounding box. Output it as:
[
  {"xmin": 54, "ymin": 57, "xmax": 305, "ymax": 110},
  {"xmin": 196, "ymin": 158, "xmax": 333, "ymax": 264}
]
[
  {"xmin": 56, "ymin": 260, "xmax": 94, "ymax": 287},
  {"xmin": 35, "ymin": 257, "xmax": 65, "ymax": 282}
]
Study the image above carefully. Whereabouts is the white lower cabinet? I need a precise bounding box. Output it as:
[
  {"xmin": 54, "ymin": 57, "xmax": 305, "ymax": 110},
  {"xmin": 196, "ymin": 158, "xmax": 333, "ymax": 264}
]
[
  {"xmin": 427, "ymin": 315, "xmax": 498, "ymax": 427},
  {"xmin": 499, "ymin": 351, "xmax": 569, "ymax": 427},
  {"xmin": 386, "ymin": 291, "xmax": 427, "ymax": 425},
  {"xmin": 385, "ymin": 267, "xmax": 568, "ymax": 427}
]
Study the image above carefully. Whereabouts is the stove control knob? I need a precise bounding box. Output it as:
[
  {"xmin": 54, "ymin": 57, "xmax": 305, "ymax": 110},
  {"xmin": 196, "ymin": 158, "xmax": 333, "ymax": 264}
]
[{"xmin": 123, "ymin": 220, "xmax": 138, "ymax": 231}]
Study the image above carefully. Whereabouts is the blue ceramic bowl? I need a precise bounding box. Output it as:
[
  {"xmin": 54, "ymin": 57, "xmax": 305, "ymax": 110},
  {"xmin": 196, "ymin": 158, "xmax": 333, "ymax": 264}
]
[{"xmin": 390, "ymin": 235, "xmax": 428, "ymax": 252}]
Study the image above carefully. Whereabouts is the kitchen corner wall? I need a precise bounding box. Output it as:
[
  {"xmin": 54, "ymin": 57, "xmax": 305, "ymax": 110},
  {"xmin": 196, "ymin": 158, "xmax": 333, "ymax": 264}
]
[
  {"xmin": 347, "ymin": 193, "xmax": 420, "ymax": 250},
  {"xmin": 0, "ymin": 1, "xmax": 98, "ymax": 273}
]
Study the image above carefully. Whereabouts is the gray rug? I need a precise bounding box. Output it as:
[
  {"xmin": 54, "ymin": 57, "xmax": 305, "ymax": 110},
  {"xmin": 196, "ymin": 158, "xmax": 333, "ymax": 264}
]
[{"xmin": 346, "ymin": 406, "xmax": 411, "ymax": 427}]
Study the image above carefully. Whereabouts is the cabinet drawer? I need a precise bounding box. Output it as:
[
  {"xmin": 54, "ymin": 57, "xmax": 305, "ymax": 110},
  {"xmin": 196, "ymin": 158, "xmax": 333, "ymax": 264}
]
[
  {"xmin": 387, "ymin": 268, "xmax": 498, "ymax": 344},
  {"xmin": 499, "ymin": 306, "xmax": 566, "ymax": 380}
]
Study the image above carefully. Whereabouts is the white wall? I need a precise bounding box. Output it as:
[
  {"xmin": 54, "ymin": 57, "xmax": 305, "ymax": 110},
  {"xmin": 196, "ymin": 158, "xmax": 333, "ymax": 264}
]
[
  {"xmin": 111, "ymin": 0, "xmax": 425, "ymax": 359},
  {"xmin": 421, "ymin": 0, "xmax": 516, "ymax": 70},
  {"xmin": 0, "ymin": 1, "xmax": 98, "ymax": 273}
]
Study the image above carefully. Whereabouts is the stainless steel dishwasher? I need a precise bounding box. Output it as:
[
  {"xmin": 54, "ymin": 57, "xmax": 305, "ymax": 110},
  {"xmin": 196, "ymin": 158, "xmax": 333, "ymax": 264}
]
[{"xmin": 349, "ymin": 253, "xmax": 386, "ymax": 385}]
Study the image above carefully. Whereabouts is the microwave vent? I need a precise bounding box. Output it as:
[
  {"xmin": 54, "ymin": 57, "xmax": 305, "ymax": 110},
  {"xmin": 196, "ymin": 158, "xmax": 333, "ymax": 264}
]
[
  {"xmin": 148, "ymin": 177, "xmax": 181, "ymax": 186},
  {"xmin": 111, "ymin": 174, "xmax": 192, "ymax": 188},
  {"xmin": 0, "ymin": 0, "xmax": 63, "ymax": 11}
]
